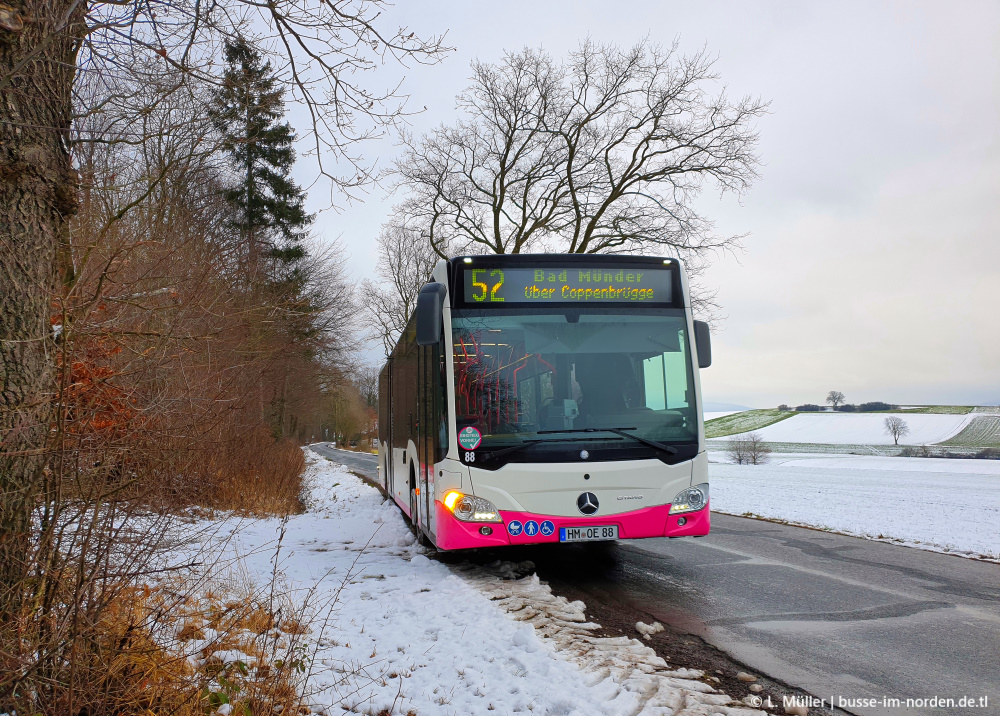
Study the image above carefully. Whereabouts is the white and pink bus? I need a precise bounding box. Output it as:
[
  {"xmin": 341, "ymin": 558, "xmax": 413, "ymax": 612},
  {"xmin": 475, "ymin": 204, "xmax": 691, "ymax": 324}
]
[{"xmin": 377, "ymin": 255, "xmax": 712, "ymax": 550}]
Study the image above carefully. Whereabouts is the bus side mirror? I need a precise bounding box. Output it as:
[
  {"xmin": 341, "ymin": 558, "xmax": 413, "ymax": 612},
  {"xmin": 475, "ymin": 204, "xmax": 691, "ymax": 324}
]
[
  {"xmin": 693, "ymin": 320, "xmax": 712, "ymax": 368},
  {"xmin": 416, "ymin": 283, "xmax": 447, "ymax": 346}
]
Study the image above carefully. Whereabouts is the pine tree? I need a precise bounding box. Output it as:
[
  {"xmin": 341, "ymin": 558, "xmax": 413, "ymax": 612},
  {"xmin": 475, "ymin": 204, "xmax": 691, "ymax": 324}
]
[
  {"xmin": 211, "ymin": 38, "xmax": 313, "ymax": 281},
  {"xmin": 211, "ymin": 38, "xmax": 320, "ymax": 438}
]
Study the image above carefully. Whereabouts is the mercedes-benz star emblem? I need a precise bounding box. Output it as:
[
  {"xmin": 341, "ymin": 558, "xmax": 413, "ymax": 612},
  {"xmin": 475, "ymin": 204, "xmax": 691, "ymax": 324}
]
[
  {"xmin": 580, "ymin": 450, "xmax": 589, "ymax": 460},
  {"xmin": 577, "ymin": 492, "xmax": 599, "ymax": 515}
]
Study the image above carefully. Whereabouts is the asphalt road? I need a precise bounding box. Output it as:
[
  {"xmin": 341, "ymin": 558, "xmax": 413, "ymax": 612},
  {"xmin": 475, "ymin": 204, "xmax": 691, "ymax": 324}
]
[
  {"xmin": 310, "ymin": 444, "xmax": 379, "ymax": 477},
  {"xmin": 310, "ymin": 445, "xmax": 1000, "ymax": 715}
]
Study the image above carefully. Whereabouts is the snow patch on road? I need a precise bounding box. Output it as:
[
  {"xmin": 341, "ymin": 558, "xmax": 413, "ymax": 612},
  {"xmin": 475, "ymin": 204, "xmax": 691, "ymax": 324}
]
[{"xmin": 460, "ymin": 562, "xmax": 763, "ymax": 716}]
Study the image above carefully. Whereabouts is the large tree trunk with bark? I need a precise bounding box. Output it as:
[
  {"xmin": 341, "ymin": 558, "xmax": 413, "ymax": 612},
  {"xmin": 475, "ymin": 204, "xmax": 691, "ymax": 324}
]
[{"xmin": 0, "ymin": 0, "xmax": 82, "ymax": 611}]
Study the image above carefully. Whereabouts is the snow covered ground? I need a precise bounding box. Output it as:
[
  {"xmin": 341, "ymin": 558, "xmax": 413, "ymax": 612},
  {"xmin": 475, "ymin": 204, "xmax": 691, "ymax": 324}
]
[
  {"xmin": 725, "ymin": 412, "xmax": 974, "ymax": 445},
  {"xmin": 709, "ymin": 453, "xmax": 1000, "ymax": 561},
  {"xmin": 180, "ymin": 452, "xmax": 763, "ymax": 716}
]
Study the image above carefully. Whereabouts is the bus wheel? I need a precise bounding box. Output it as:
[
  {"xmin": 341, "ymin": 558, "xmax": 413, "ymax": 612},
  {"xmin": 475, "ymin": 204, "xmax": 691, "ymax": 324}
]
[
  {"xmin": 414, "ymin": 528, "xmax": 431, "ymax": 548},
  {"xmin": 407, "ymin": 468, "xmax": 432, "ymax": 547}
]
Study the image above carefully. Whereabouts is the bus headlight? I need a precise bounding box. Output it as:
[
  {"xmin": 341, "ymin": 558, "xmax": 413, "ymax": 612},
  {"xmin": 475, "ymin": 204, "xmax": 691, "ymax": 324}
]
[
  {"xmin": 442, "ymin": 491, "xmax": 502, "ymax": 522},
  {"xmin": 669, "ymin": 484, "xmax": 708, "ymax": 514}
]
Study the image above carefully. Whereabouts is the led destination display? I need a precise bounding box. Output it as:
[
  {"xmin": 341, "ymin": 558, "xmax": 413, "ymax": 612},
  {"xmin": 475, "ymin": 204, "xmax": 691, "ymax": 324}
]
[{"xmin": 462, "ymin": 267, "xmax": 673, "ymax": 304}]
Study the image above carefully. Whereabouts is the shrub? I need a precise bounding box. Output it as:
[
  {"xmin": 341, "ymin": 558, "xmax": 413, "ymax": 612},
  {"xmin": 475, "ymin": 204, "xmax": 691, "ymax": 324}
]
[
  {"xmin": 859, "ymin": 401, "xmax": 897, "ymax": 412},
  {"xmin": 777, "ymin": 404, "xmax": 791, "ymax": 411},
  {"xmin": 195, "ymin": 428, "xmax": 306, "ymax": 515},
  {"xmin": 794, "ymin": 404, "xmax": 823, "ymax": 412},
  {"xmin": 835, "ymin": 404, "xmax": 857, "ymax": 412},
  {"xmin": 726, "ymin": 431, "xmax": 772, "ymax": 465}
]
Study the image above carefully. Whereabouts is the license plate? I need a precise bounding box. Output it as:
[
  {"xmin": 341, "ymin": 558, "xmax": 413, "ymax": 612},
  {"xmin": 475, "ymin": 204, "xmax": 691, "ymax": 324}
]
[{"xmin": 559, "ymin": 525, "xmax": 618, "ymax": 542}]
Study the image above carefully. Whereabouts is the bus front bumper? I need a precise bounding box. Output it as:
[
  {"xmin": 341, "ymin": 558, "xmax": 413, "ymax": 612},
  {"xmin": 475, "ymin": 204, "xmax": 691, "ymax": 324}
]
[{"xmin": 433, "ymin": 500, "xmax": 710, "ymax": 550}]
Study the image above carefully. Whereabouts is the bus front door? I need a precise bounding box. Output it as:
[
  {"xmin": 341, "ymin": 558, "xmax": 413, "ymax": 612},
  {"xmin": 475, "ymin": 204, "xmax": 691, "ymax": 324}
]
[{"xmin": 417, "ymin": 342, "xmax": 440, "ymax": 540}]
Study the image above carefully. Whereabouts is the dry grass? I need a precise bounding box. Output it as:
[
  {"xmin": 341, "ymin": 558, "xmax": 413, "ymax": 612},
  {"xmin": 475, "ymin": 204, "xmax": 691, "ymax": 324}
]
[
  {"xmin": 196, "ymin": 429, "xmax": 307, "ymax": 515},
  {"xmin": 1, "ymin": 579, "xmax": 314, "ymax": 716}
]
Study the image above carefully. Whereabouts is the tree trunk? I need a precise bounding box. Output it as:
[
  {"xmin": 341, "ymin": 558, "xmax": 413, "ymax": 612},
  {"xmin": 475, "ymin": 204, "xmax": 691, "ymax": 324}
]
[{"xmin": 0, "ymin": 0, "xmax": 82, "ymax": 612}]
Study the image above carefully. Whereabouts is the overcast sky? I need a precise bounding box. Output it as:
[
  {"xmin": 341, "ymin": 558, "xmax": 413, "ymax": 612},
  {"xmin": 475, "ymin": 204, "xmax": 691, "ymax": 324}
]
[{"xmin": 297, "ymin": 0, "xmax": 999, "ymax": 408}]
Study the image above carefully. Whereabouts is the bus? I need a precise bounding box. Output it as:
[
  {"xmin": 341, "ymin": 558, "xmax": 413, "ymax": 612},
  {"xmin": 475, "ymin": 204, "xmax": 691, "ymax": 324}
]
[{"xmin": 377, "ymin": 254, "xmax": 712, "ymax": 550}]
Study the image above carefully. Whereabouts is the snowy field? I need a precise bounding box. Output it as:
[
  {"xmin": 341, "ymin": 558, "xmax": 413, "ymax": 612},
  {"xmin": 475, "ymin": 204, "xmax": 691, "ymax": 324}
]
[
  {"xmin": 178, "ymin": 452, "xmax": 762, "ymax": 716},
  {"xmin": 943, "ymin": 415, "xmax": 1000, "ymax": 446},
  {"xmin": 709, "ymin": 453, "xmax": 1000, "ymax": 561},
  {"xmin": 726, "ymin": 412, "xmax": 974, "ymax": 445}
]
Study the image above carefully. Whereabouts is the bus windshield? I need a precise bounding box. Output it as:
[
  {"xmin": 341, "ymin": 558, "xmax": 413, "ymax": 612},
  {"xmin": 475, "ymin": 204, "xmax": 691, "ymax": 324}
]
[{"xmin": 451, "ymin": 310, "xmax": 698, "ymax": 460}]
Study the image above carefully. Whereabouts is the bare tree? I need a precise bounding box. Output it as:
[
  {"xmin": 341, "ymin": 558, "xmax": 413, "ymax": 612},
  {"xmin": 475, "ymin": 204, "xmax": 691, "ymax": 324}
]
[
  {"xmin": 884, "ymin": 416, "xmax": 910, "ymax": 445},
  {"xmin": 361, "ymin": 221, "xmax": 440, "ymax": 357},
  {"xmin": 826, "ymin": 390, "xmax": 846, "ymax": 409},
  {"xmin": 353, "ymin": 364, "xmax": 380, "ymax": 408},
  {"xmin": 393, "ymin": 40, "xmax": 765, "ymax": 266},
  {"xmin": 726, "ymin": 431, "xmax": 771, "ymax": 465},
  {"xmin": 726, "ymin": 436, "xmax": 748, "ymax": 465}
]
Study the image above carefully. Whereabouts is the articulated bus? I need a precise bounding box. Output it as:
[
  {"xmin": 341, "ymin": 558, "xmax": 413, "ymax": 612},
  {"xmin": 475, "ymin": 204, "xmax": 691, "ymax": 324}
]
[{"xmin": 377, "ymin": 254, "xmax": 712, "ymax": 550}]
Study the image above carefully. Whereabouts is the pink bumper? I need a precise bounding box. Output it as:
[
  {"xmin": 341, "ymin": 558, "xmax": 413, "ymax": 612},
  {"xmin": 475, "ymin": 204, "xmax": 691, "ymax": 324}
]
[{"xmin": 433, "ymin": 500, "xmax": 710, "ymax": 550}]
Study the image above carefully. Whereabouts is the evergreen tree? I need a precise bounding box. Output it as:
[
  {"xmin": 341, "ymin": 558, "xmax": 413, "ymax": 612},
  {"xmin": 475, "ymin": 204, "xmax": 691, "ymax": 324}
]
[
  {"xmin": 211, "ymin": 38, "xmax": 313, "ymax": 280},
  {"xmin": 211, "ymin": 38, "xmax": 321, "ymax": 438}
]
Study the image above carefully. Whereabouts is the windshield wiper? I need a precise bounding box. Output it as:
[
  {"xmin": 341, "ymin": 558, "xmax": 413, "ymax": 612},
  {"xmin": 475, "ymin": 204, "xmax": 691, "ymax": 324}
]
[
  {"xmin": 481, "ymin": 439, "xmax": 563, "ymax": 460},
  {"xmin": 481, "ymin": 436, "xmax": 595, "ymax": 460},
  {"xmin": 536, "ymin": 427, "xmax": 678, "ymax": 456}
]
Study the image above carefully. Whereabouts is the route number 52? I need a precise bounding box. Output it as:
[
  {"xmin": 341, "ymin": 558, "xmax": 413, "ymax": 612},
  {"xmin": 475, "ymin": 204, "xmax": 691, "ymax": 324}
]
[{"xmin": 471, "ymin": 269, "xmax": 505, "ymax": 302}]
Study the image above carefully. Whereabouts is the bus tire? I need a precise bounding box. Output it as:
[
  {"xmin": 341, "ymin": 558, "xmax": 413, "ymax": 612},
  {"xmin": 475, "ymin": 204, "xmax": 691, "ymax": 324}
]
[{"xmin": 407, "ymin": 465, "xmax": 432, "ymax": 547}]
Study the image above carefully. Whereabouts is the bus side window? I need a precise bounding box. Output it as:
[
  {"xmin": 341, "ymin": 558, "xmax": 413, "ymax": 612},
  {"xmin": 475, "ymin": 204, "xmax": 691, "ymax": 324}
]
[
  {"xmin": 664, "ymin": 330, "xmax": 690, "ymax": 409},
  {"xmin": 435, "ymin": 339, "xmax": 448, "ymax": 461}
]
